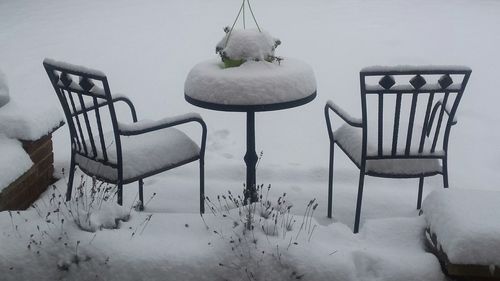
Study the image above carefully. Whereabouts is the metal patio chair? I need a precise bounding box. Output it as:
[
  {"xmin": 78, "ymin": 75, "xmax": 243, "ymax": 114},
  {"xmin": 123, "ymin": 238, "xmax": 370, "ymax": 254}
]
[
  {"xmin": 43, "ymin": 59, "xmax": 207, "ymax": 213},
  {"xmin": 325, "ymin": 66, "xmax": 471, "ymax": 233}
]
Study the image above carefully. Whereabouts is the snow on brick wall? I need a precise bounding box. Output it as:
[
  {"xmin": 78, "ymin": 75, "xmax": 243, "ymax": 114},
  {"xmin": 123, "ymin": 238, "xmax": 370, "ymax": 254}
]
[
  {"xmin": 0, "ymin": 69, "xmax": 9, "ymax": 108},
  {"xmin": 0, "ymin": 101, "xmax": 62, "ymax": 141},
  {"xmin": 0, "ymin": 134, "xmax": 55, "ymax": 211},
  {"xmin": 0, "ymin": 135, "xmax": 32, "ymax": 191}
]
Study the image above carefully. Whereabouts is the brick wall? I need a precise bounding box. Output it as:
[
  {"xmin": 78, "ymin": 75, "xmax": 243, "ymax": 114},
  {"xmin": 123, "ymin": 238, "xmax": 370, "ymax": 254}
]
[{"xmin": 0, "ymin": 134, "xmax": 55, "ymax": 211}]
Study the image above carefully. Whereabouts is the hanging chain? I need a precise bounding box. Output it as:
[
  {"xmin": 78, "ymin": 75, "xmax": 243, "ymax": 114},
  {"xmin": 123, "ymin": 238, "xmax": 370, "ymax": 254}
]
[
  {"xmin": 242, "ymin": 0, "xmax": 246, "ymax": 29},
  {"xmin": 225, "ymin": 0, "xmax": 262, "ymax": 47},
  {"xmin": 225, "ymin": 0, "xmax": 246, "ymax": 46},
  {"xmin": 246, "ymin": 0, "xmax": 261, "ymax": 32}
]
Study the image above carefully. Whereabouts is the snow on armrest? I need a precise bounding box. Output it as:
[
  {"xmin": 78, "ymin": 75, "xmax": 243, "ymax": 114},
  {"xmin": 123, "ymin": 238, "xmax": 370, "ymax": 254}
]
[
  {"xmin": 73, "ymin": 93, "xmax": 128, "ymax": 114},
  {"xmin": 119, "ymin": 113, "xmax": 202, "ymax": 135},
  {"xmin": 326, "ymin": 100, "xmax": 362, "ymax": 127}
]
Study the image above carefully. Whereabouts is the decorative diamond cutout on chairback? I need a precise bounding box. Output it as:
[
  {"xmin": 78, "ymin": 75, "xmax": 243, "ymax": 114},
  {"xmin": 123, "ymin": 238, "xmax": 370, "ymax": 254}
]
[
  {"xmin": 60, "ymin": 72, "xmax": 73, "ymax": 87},
  {"xmin": 410, "ymin": 74, "xmax": 426, "ymax": 89},
  {"xmin": 379, "ymin": 75, "xmax": 396, "ymax": 89},
  {"xmin": 50, "ymin": 71, "xmax": 60, "ymax": 84},
  {"xmin": 438, "ymin": 74, "xmax": 453, "ymax": 89},
  {"xmin": 79, "ymin": 77, "xmax": 95, "ymax": 92}
]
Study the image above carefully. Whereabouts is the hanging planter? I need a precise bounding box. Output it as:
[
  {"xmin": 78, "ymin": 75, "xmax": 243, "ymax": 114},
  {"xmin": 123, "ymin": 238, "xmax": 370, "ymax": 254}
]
[
  {"xmin": 215, "ymin": 0, "xmax": 282, "ymax": 68},
  {"xmin": 185, "ymin": 0, "xmax": 316, "ymax": 106}
]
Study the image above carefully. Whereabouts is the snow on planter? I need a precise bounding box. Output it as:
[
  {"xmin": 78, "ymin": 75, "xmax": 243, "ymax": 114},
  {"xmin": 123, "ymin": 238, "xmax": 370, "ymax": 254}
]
[
  {"xmin": 0, "ymin": 69, "xmax": 10, "ymax": 108},
  {"xmin": 0, "ymin": 134, "xmax": 33, "ymax": 191},
  {"xmin": 422, "ymin": 189, "xmax": 500, "ymax": 265},
  {"xmin": 185, "ymin": 58, "xmax": 316, "ymax": 105},
  {"xmin": 216, "ymin": 28, "xmax": 281, "ymax": 67}
]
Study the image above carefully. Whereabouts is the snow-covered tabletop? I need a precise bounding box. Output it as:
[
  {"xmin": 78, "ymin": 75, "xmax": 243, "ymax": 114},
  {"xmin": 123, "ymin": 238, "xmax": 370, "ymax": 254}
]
[
  {"xmin": 423, "ymin": 189, "xmax": 500, "ymax": 266},
  {"xmin": 184, "ymin": 58, "xmax": 316, "ymax": 111}
]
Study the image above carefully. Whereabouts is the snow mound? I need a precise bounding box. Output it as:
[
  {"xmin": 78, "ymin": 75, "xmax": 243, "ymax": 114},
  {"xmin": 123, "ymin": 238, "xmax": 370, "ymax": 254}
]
[
  {"xmin": 423, "ymin": 189, "xmax": 500, "ymax": 265},
  {"xmin": 0, "ymin": 100, "xmax": 62, "ymax": 141},
  {"xmin": 0, "ymin": 134, "xmax": 33, "ymax": 190},
  {"xmin": 185, "ymin": 58, "xmax": 316, "ymax": 105},
  {"xmin": 77, "ymin": 204, "xmax": 130, "ymax": 232},
  {"xmin": 0, "ymin": 69, "xmax": 9, "ymax": 108}
]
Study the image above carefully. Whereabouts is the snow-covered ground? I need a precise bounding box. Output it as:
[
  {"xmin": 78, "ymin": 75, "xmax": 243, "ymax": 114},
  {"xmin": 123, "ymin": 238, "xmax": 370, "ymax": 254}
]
[{"xmin": 1, "ymin": 0, "xmax": 500, "ymax": 280}]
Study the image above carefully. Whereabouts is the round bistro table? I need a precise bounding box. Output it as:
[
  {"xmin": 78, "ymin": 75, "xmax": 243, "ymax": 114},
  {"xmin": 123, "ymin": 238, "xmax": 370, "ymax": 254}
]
[{"xmin": 184, "ymin": 58, "xmax": 317, "ymax": 203}]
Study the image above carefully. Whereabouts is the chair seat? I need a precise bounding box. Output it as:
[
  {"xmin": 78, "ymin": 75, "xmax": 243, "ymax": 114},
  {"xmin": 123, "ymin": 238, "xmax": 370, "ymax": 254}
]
[
  {"xmin": 333, "ymin": 124, "xmax": 442, "ymax": 176},
  {"xmin": 75, "ymin": 127, "xmax": 200, "ymax": 182}
]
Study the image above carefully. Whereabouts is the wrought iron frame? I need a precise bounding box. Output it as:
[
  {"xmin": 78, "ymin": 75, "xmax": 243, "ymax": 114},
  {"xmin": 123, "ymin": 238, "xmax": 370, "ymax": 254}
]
[
  {"xmin": 44, "ymin": 59, "xmax": 207, "ymax": 213},
  {"xmin": 325, "ymin": 66, "xmax": 471, "ymax": 233},
  {"xmin": 185, "ymin": 91, "xmax": 316, "ymax": 203}
]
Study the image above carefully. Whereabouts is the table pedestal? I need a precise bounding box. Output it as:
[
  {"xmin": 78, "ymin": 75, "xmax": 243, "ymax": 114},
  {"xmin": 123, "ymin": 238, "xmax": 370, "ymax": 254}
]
[
  {"xmin": 185, "ymin": 58, "xmax": 316, "ymax": 204},
  {"xmin": 244, "ymin": 111, "xmax": 258, "ymax": 203}
]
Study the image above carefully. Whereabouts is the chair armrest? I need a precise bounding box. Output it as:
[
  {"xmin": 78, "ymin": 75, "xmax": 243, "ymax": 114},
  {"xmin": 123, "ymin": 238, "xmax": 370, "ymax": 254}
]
[
  {"xmin": 113, "ymin": 94, "xmax": 138, "ymax": 123},
  {"xmin": 325, "ymin": 100, "xmax": 362, "ymax": 127},
  {"xmin": 427, "ymin": 99, "xmax": 457, "ymax": 136},
  {"xmin": 72, "ymin": 93, "xmax": 138, "ymax": 122},
  {"xmin": 118, "ymin": 113, "xmax": 204, "ymax": 135},
  {"xmin": 436, "ymin": 99, "xmax": 457, "ymax": 124}
]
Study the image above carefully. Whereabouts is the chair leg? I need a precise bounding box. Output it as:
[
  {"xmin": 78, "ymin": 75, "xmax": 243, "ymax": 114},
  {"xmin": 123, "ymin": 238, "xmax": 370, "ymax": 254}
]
[
  {"xmin": 354, "ymin": 171, "xmax": 365, "ymax": 234},
  {"xmin": 138, "ymin": 179, "xmax": 144, "ymax": 211},
  {"xmin": 66, "ymin": 156, "xmax": 76, "ymax": 201},
  {"xmin": 327, "ymin": 142, "xmax": 334, "ymax": 218},
  {"xmin": 199, "ymin": 158, "xmax": 205, "ymax": 214},
  {"xmin": 417, "ymin": 177, "xmax": 424, "ymax": 210},
  {"xmin": 442, "ymin": 158, "xmax": 449, "ymax": 188},
  {"xmin": 117, "ymin": 181, "xmax": 123, "ymax": 206}
]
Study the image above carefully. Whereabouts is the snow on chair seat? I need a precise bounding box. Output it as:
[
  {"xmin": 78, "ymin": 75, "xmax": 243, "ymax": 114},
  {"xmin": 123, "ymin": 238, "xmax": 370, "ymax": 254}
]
[
  {"xmin": 333, "ymin": 123, "xmax": 442, "ymax": 176},
  {"xmin": 423, "ymin": 189, "xmax": 500, "ymax": 280},
  {"xmin": 74, "ymin": 127, "xmax": 199, "ymax": 182}
]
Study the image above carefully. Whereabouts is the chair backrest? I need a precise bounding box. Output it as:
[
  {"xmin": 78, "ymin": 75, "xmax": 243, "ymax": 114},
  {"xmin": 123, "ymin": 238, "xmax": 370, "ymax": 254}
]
[
  {"xmin": 359, "ymin": 66, "xmax": 471, "ymax": 161},
  {"xmin": 43, "ymin": 59, "xmax": 122, "ymax": 167}
]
